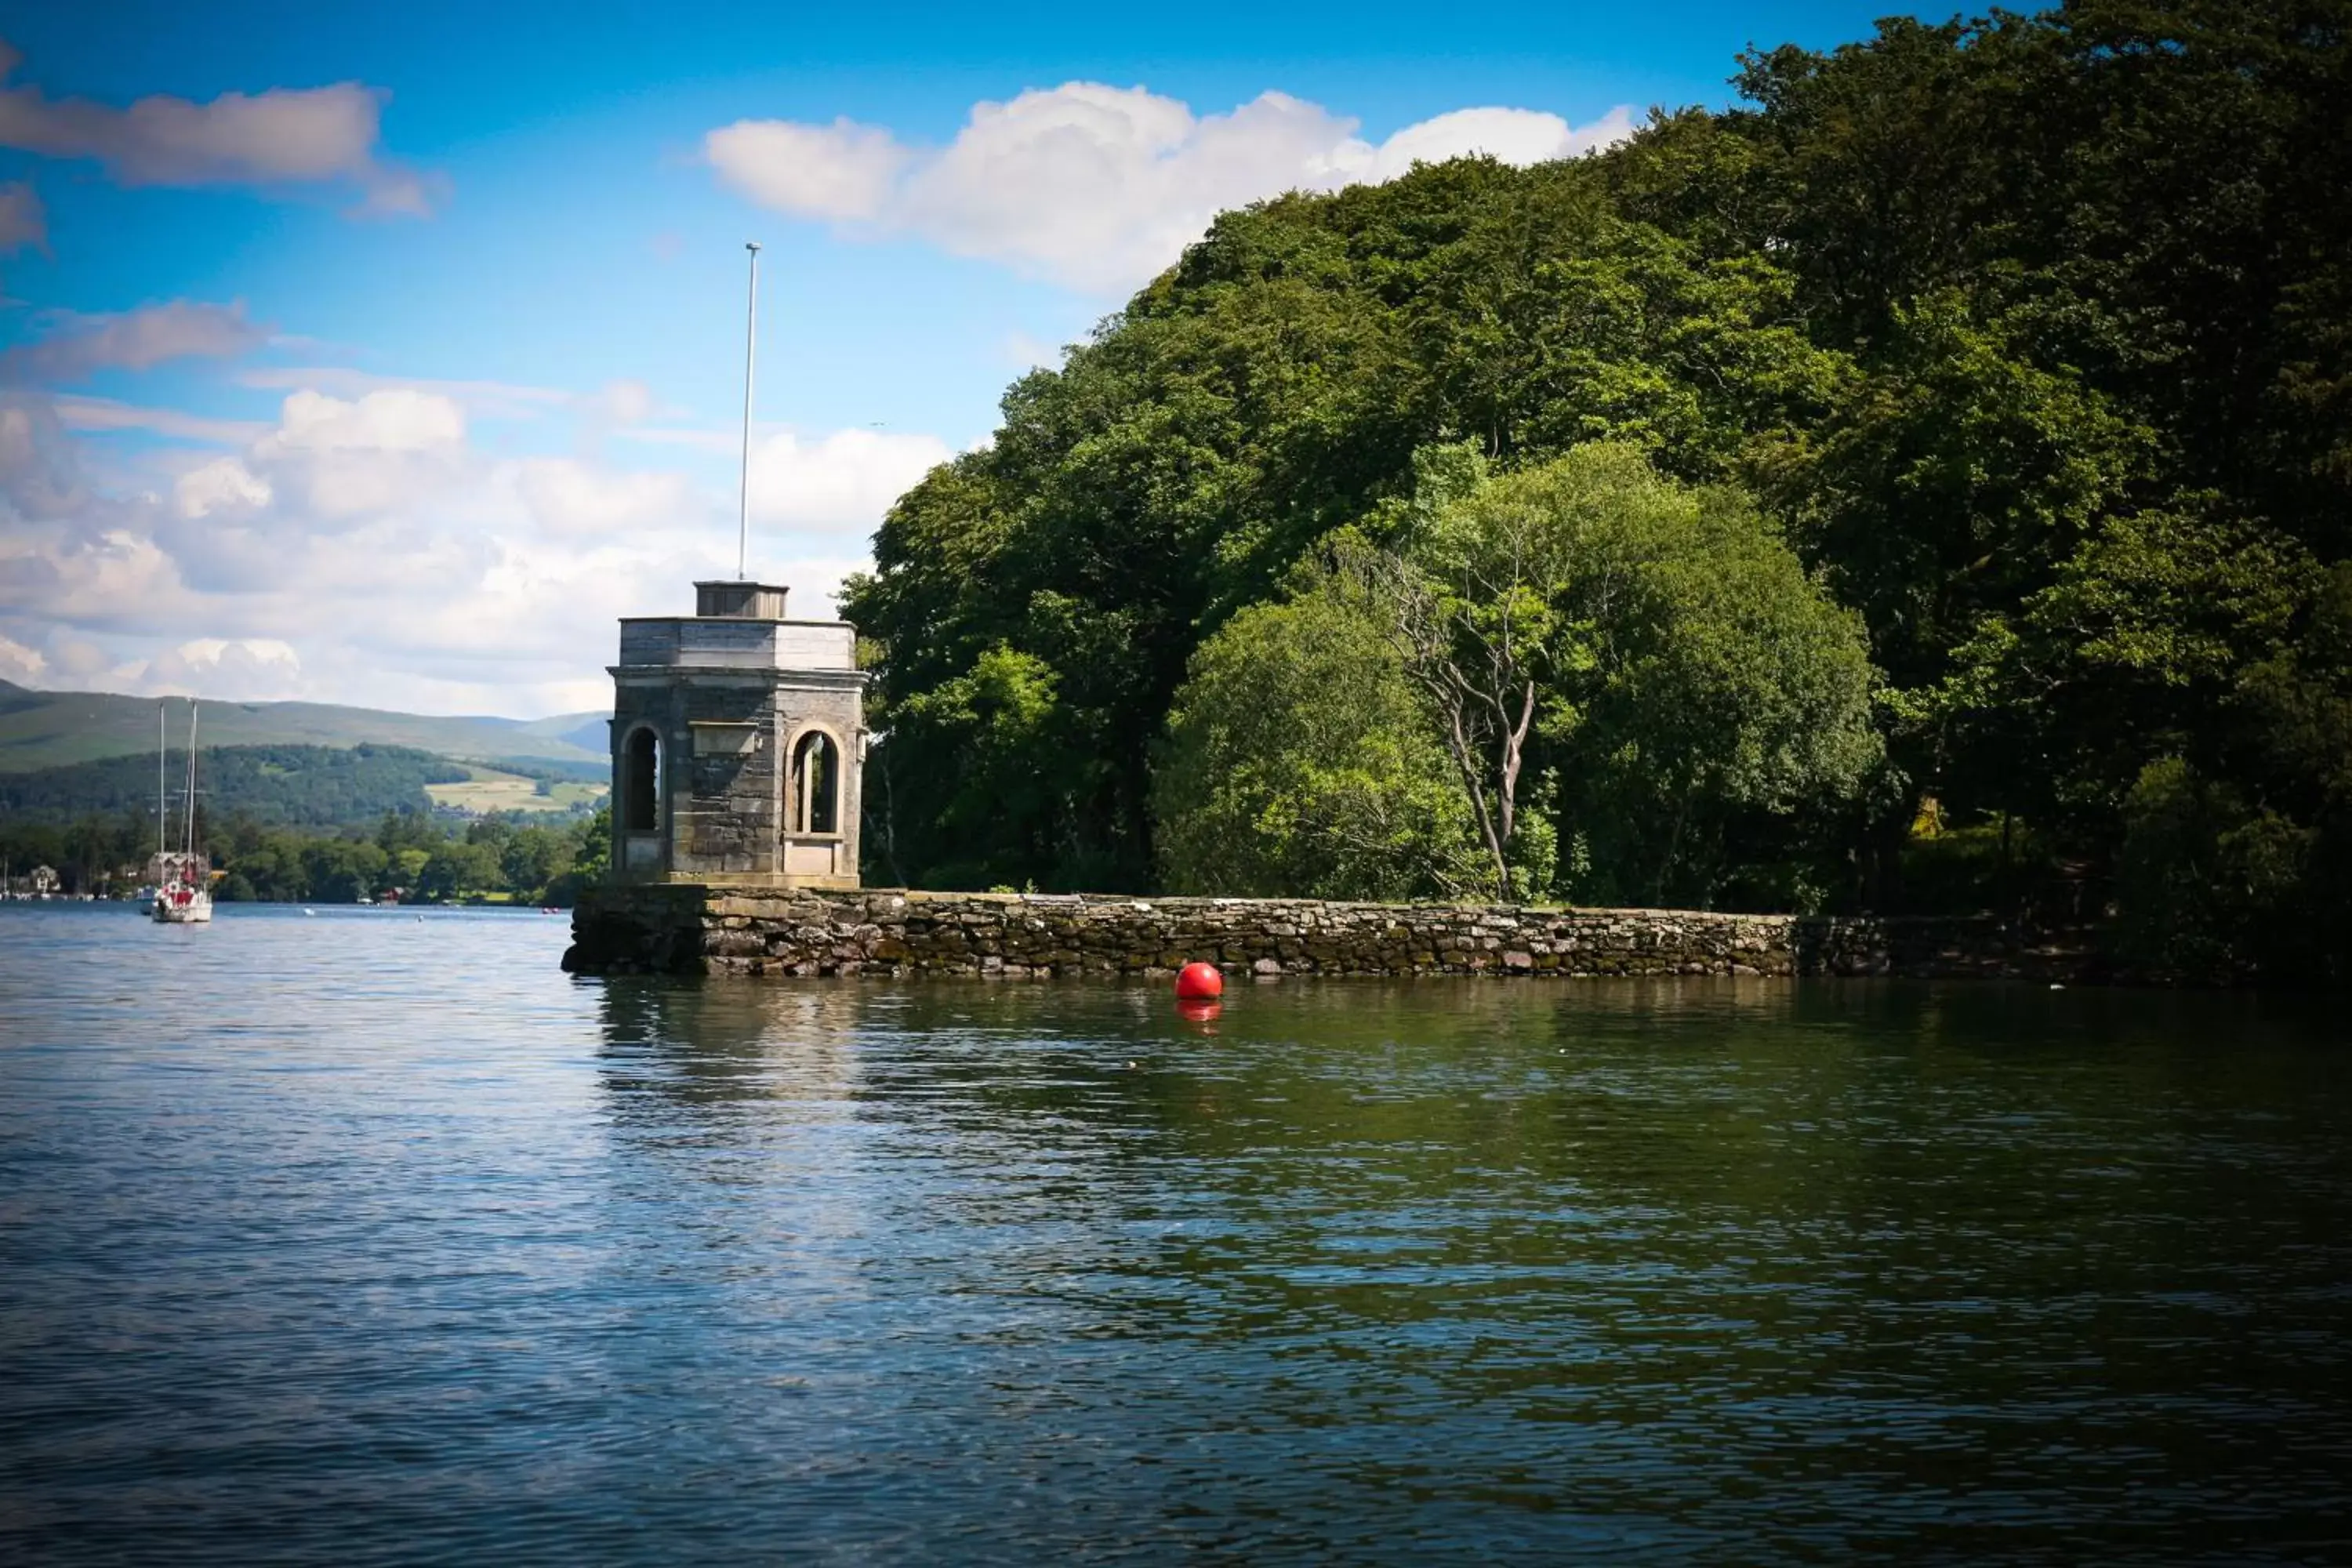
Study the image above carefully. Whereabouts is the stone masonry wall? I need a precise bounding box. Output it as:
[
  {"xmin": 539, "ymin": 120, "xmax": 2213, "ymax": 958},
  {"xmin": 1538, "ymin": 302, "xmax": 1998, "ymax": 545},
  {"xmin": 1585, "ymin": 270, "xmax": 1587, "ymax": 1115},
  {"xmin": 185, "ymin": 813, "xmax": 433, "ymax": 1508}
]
[{"xmin": 564, "ymin": 886, "xmax": 2093, "ymax": 982}]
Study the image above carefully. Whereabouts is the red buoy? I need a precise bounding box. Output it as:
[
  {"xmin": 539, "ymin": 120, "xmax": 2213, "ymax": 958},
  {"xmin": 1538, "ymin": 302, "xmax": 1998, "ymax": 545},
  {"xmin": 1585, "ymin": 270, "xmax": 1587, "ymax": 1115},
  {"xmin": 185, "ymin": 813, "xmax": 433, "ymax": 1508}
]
[{"xmin": 1174, "ymin": 961, "xmax": 1224, "ymax": 1000}]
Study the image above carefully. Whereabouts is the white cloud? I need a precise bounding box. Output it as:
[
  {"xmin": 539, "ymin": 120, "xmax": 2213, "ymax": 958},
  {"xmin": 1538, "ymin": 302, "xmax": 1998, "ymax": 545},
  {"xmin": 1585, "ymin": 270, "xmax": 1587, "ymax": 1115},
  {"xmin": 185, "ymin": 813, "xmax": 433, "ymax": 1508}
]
[
  {"xmin": 2, "ymin": 299, "xmax": 265, "ymax": 383},
  {"xmin": 614, "ymin": 424, "xmax": 738, "ymax": 455},
  {"xmin": 206, "ymin": 387, "xmax": 471, "ymax": 526},
  {"xmin": 0, "ymin": 380, "xmax": 946, "ymax": 716},
  {"xmin": 1365, "ymin": 104, "xmax": 1634, "ymax": 180},
  {"xmin": 588, "ymin": 379, "xmax": 655, "ymax": 427},
  {"xmin": 44, "ymin": 632, "xmax": 112, "ymax": 679},
  {"xmin": 746, "ymin": 554, "xmax": 874, "ymax": 626},
  {"xmin": 507, "ymin": 456, "xmax": 695, "ymax": 537},
  {"xmin": 0, "ymin": 625, "xmax": 142, "ymax": 691},
  {"xmin": 703, "ymin": 118, "xmax": 909, "ymax": 220},
  {"xmin": 143, "ymin": 637, "xmax": 304, "ymax": 700},
  {"xmin": 234, "ymin": 365, "xmax": 571, "ymax": 419},
  {"xmin": 707, "ymin": 83, "xmax": 1637, "ymax": 293},
  {"xmin": 174, "ymin": 456, "xmax": 272, "ymax": 518},
  {"xmin": 748, "ymin": 426, "xmax": 951, "ymax": 534},
  {"xmin": 0, "ymin": 629, "xmax": 45, "ymax": 684},
  {"xmin": 0, "ymin": 523, "xmax": 183, "ymax": 626},
  {"xmin": 0, "ymin": 36, "xmax": 439, "ymax": 216},
  {"xmin": 260, "ymin": 387, "xmax": 465, "ymax": 454}
]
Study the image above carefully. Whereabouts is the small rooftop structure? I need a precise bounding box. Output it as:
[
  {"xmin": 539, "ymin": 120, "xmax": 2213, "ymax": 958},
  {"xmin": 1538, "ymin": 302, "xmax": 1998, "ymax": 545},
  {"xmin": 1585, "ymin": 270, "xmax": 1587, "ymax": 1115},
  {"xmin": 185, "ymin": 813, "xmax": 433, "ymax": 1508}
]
[
  {"xmin": 691, "ymin": 579, "xmax": 786, "ymax": 619},
  {"xmin": 607, "ymin": 580, "xmax": 868, "ymax": 888}
]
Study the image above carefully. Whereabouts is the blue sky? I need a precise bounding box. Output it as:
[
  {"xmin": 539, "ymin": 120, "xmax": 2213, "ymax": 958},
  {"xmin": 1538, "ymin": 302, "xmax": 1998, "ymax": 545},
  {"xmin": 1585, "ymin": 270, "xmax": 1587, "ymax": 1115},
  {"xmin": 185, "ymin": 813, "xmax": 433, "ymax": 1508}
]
[{"xmin": 0, "ymin": 0, "xmax": 1918, "ymax": 715}]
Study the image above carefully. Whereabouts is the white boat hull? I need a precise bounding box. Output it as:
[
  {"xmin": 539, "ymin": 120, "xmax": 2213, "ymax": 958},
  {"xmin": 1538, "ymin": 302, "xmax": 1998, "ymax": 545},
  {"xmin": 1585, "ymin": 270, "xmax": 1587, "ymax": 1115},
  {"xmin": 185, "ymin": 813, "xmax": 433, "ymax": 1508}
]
[{"xmin": 153, "ymin": 889, "xmax": 213, "ymax": 924}]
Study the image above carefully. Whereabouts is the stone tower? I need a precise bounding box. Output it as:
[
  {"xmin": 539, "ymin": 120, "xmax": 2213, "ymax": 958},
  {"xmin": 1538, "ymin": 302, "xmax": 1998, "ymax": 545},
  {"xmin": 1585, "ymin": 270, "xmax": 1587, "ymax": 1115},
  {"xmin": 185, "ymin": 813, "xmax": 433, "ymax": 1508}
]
[{"xmin": 608, "ymin": 580, "xmax": 866, "ymax": 887}]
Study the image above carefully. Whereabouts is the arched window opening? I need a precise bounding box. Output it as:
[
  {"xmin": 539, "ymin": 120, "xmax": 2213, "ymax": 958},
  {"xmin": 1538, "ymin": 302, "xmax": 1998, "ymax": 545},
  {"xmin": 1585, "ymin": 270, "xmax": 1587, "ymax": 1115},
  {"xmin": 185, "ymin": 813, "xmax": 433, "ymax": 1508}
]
[
  {"xmin": 622, "ymin": 727, "xmax": 660, "ymax": 831},
  {"xmin": 793, "ymin": 731, "xmax": 840, "ymax": 834}
]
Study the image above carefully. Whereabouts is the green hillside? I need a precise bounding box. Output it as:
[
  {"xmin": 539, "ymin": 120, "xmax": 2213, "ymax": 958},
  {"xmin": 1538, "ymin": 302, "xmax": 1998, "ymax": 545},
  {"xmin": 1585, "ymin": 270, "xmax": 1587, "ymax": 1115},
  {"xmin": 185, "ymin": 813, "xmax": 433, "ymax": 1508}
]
[
  {"xmin": 0, "ymin": 744, "xmax": 472, "ymax": 828},
  {"xmin": 507, "ymin": 713, "xmax": 612, "ymax": 754},
  {"xmin": 0, "ymin": 681, "xmax": 608, "ymax": 772}
]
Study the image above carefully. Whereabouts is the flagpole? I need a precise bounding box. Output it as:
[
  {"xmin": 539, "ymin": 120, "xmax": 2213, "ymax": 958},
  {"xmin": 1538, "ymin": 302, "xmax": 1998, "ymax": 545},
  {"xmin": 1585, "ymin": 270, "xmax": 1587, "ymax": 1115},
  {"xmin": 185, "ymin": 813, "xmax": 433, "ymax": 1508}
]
[{"xmin": 738, "ymin": 240, "xmax": 761, "ymax": 581}]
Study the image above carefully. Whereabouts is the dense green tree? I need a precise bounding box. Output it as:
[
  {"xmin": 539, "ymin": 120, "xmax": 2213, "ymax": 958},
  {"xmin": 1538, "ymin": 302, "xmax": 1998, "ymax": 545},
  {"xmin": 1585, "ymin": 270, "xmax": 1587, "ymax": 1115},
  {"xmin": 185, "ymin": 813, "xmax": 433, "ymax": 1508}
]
[
  {"xmin": 539, "ymin": 804, "xmax": 610, "ymax": 906},
  {"xmin": 844, "ymin": 0, "xmax": 2352, "ymax": 974},
  {"xmin": 1153, "ymin": 557, "xmax": 1486, "ymax": 901},
  {"xmin": 848, "ymin": 147, "xmax": 1849, "ymax": 891},
  {"xmin": 1366, "ymin": 442, "xmax": 1569, "ymax": 897},
  {"xmin": 1715, "ymin": 0, "xmax": 2352, "ymax": 944},
  {"xmin": 2114, "ymin": 757, "xmax": 2313, "ymax": 982},
  {"xmin": 875, "ymin": 643, "xmax": 1097, "ymax": 890},
  {"xmin": 1378, "ymin": 443, "xmax": 1879, "ymax": 906},
  {"xmin": 417, "ymin": 840, "xmax": 501, "ymax": 901},
  {"xmin": 500, "ymin": 825, "xmax": 575, "ymax": 898},
  {"xmin": 1153, "ymin": 446, "xmax": 1879, "ymax": 908},
  {"xmin": 300, "ymin": 839, "xmax": 388, "ymax": 904},
  {"xmin": 0, "ymin": 812, "xmax": 148, "ymax": 894},
  {"xmin": 376, "ymin": 808, "xmax": 445, "ymax": 857}
]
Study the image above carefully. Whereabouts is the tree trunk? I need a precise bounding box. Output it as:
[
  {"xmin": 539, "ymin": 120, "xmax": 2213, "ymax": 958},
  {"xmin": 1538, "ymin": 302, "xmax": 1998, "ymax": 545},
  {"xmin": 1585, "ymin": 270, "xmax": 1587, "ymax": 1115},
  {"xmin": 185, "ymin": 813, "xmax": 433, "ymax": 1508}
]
[{"xmin": 1434, "ymin": 692, "xmax": 1510, "ymax": 899}]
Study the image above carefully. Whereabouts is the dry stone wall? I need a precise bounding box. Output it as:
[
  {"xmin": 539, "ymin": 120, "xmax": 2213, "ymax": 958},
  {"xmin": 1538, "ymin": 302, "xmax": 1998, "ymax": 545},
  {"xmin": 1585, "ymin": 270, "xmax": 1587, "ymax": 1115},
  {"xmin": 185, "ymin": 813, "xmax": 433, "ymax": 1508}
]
[{"xmin": 564, "ymin": 887, "xmax": 2089, "ymax": 982}]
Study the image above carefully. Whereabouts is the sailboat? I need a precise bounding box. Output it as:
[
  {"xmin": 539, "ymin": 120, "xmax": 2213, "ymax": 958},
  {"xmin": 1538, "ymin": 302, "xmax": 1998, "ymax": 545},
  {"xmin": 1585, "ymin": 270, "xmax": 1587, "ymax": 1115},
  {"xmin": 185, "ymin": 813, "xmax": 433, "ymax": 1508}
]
[{"xmin": 151, "ymin": 700, "xmax": 213, "ymax": 924}]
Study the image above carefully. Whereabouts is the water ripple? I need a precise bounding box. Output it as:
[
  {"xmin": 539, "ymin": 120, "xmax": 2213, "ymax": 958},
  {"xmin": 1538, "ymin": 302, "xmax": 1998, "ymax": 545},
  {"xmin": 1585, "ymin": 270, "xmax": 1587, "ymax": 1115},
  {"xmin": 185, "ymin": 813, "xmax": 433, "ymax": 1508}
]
[{"xmin": 2, "ymin": 903, "xmax": 2347, "ymax": 1563}]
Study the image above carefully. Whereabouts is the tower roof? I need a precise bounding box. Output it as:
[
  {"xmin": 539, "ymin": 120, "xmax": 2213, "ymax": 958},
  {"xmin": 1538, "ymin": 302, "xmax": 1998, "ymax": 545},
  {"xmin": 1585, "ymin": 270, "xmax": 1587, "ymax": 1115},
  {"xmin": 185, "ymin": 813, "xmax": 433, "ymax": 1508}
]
[{"xmin": 693, "ymin": 580, "xmax": 789, "ymax": 619}]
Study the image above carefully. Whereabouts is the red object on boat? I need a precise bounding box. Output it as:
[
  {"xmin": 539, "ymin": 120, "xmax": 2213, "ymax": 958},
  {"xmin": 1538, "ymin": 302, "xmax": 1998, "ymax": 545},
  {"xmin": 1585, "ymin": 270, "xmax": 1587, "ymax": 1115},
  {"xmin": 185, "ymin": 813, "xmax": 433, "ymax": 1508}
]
[{"xmin": 1175, "ymin": 961, "xmax": 1224, "ymax": 1000}]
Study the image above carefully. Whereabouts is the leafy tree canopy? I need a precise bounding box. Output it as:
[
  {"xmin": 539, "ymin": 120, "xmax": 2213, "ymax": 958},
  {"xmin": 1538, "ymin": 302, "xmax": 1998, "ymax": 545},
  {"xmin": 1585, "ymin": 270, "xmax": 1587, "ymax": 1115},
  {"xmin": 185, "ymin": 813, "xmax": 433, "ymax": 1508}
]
[{"xmin": 845, "ymin": 0, "xmax": 2352, "ymax": 975}]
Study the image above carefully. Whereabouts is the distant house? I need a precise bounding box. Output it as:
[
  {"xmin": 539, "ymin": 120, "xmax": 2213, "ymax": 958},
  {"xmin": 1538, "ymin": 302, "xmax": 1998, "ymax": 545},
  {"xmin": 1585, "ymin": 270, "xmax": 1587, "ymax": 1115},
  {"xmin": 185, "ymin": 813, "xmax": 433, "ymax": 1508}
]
[{"xmin": 28, "ymin": 866, "xmax": 58, "ymax": 898}]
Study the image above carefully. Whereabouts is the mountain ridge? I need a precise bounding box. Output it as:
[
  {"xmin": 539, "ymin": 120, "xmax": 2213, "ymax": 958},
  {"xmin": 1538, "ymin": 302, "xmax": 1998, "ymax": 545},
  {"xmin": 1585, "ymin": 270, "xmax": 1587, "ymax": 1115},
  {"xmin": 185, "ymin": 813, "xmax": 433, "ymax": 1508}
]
[{"xmin": 0, "ymin": 679, "xmax": 609, "ymax": 773}]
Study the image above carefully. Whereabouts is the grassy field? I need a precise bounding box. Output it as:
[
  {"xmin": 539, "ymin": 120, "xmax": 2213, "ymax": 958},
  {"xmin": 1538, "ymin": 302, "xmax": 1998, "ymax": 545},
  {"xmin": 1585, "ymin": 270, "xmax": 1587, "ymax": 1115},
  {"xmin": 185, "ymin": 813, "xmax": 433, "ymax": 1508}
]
[{"xmin": 424, "ymin": 764, "xmax": 607, "ymax": 815}]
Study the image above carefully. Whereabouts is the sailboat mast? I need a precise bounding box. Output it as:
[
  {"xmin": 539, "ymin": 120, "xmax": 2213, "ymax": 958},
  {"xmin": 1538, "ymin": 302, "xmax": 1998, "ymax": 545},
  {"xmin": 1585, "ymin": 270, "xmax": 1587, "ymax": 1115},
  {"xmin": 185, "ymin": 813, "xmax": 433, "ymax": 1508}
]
[
  {"xmin": 158, "ymin": 703, "xmax": 168, "ymax": 859},
  {"xmin": 184, "ymin": 702, "xmax": 200, "ymax": 857}
]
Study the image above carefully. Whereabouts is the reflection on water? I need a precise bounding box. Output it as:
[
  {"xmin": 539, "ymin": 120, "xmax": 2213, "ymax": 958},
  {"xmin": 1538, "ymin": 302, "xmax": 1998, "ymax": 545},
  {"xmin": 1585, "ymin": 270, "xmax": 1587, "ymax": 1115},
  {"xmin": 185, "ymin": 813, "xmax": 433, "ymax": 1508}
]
[{"xmin": 2, "ymin": 903, "xmax": 2348, "ymax": 1563}]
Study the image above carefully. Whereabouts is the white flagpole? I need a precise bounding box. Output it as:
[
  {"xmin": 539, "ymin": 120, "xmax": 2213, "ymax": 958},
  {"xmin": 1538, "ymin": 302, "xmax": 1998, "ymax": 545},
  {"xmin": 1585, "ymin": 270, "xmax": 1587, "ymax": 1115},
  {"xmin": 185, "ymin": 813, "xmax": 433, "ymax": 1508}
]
[{"xmin": 738, "ymin": 240, "xmax": 762, "ymax": 582}]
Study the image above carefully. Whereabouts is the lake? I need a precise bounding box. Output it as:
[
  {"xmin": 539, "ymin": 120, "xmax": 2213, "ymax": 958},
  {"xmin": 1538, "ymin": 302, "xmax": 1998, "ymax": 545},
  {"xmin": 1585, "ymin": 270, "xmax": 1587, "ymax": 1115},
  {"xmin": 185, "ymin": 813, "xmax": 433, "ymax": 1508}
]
[{"xmin": 2, "ymin": 902, "xmax": 2347, "ymax": 1563}]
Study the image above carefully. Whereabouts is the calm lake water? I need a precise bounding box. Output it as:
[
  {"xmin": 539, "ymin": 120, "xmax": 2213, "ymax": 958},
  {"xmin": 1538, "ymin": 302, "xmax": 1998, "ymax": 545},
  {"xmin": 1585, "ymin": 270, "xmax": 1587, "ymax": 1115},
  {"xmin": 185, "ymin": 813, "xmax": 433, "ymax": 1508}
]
[{"xmin": 2, "ymin": 902, "xmax": 2348, "ymax": 1563}]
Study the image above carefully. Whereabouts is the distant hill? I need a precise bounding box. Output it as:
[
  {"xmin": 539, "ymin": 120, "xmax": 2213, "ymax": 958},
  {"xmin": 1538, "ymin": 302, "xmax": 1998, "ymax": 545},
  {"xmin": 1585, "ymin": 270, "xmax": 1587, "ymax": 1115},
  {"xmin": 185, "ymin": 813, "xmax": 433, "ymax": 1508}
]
[
  {"xmin": 0, "ymin": 680, "xmax": 608, "ymax": 773},
  {"xmin": 0, "ymin": 744, "xmax": 472, "ymax": 828},
  {"xmin": 508, "ymin": 713, "xmax": 612, "ymax": 755}
]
